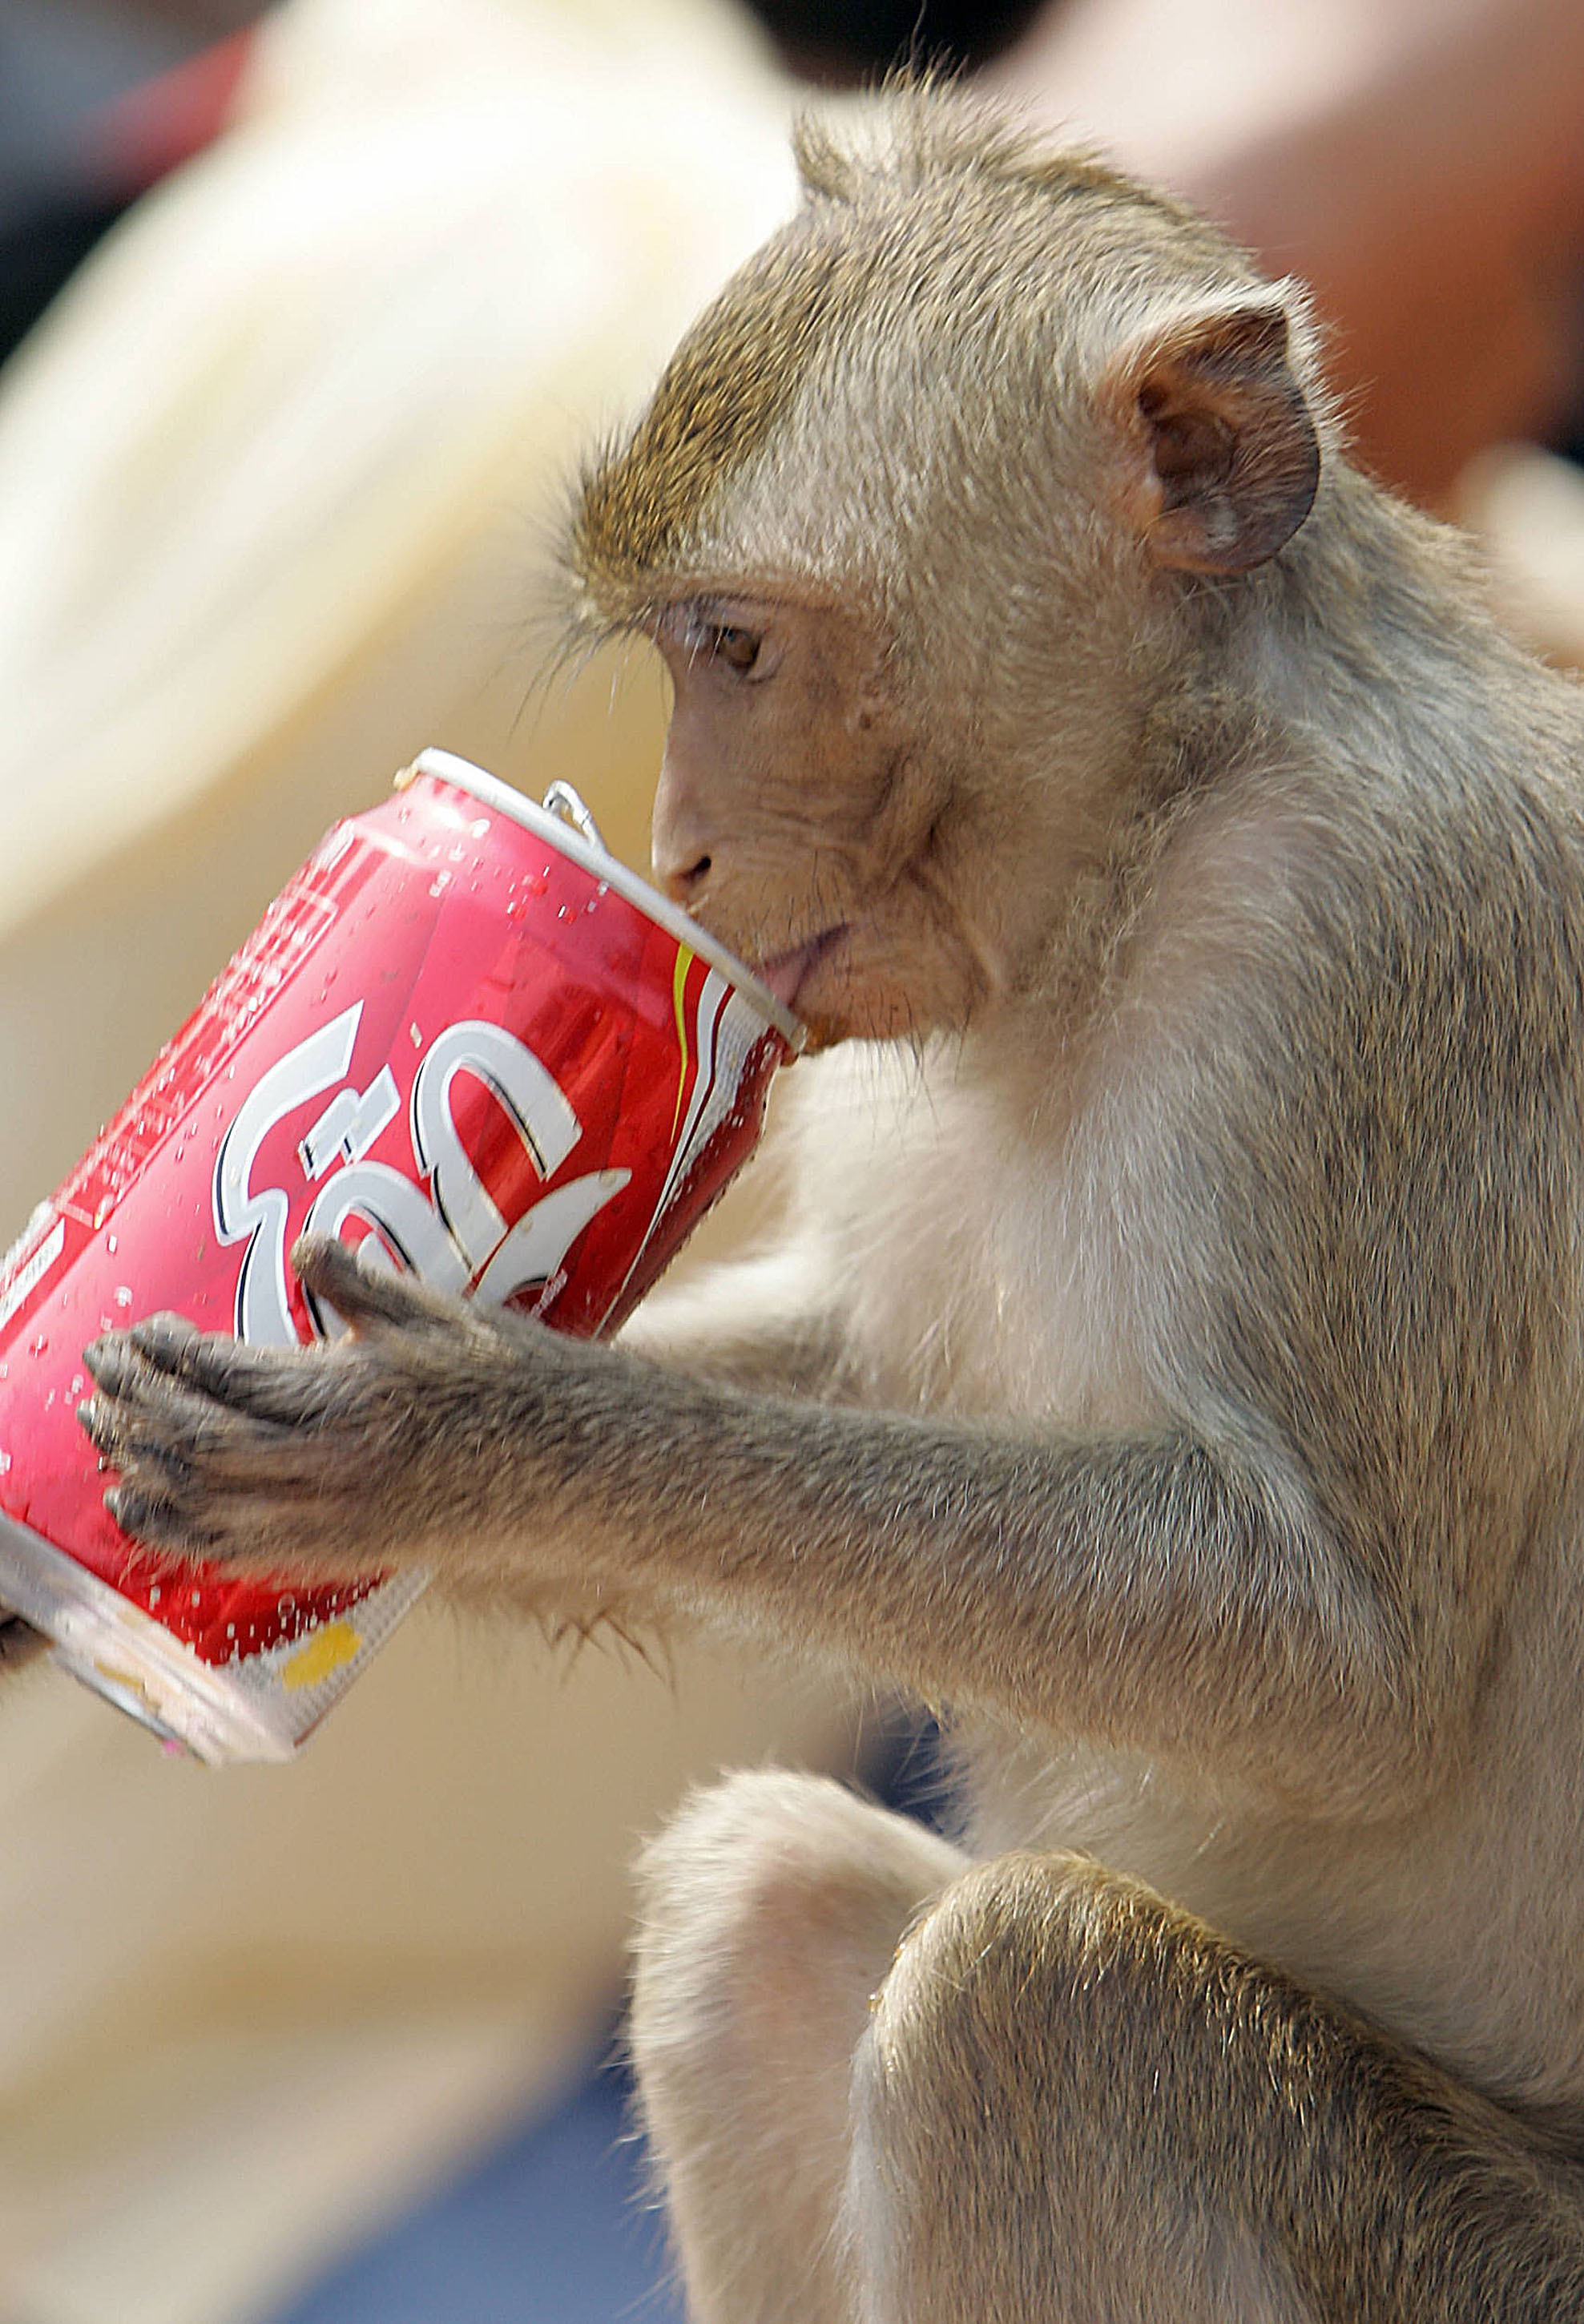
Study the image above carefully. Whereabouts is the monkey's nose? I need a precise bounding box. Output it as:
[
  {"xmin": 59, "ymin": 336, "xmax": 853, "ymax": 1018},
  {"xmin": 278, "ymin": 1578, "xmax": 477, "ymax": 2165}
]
[{"xmin": 660, "ymin": 854, "xmax": 711, "ymax": 907}]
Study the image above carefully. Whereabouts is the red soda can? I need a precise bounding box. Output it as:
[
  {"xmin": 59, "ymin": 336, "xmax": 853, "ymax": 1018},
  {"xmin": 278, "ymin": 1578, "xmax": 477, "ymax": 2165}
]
[{"xmin": 0, "ymin": 749, "xmax": 802, "ymax": 1762}]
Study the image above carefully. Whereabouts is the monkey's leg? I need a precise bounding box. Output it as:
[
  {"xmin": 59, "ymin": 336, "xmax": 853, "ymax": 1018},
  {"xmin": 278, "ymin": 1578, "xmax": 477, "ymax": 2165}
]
[
  {"xmin": 851, "ymin": 1851, "xmax": 1584, "ymax": 2324},
  {"xmin": 630, "ymin": 1768, "xmax": 967, "ymax": 2324}
]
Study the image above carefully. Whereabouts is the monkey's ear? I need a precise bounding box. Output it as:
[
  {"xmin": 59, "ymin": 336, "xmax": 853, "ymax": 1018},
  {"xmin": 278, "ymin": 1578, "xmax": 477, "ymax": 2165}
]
[{"xmin": 1101, "ymin": 301, "xmax": 1320, "ymax": 575}]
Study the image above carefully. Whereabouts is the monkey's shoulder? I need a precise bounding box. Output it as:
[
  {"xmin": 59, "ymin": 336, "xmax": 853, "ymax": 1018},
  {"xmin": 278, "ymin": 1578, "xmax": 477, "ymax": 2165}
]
[{"xmin": 1120, "ymin": 743, "xmax": 1584, "ymax": 1149}]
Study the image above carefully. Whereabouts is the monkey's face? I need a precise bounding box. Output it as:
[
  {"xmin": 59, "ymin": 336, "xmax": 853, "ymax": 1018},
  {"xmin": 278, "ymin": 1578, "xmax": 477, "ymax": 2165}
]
[
  {"xmin": 647, "ymin": 592, "xmax": 981, "ymax": 1048},
  {"xmin": 570, "ymin": 107, "xmax": 1326, "ymax": 1052}
]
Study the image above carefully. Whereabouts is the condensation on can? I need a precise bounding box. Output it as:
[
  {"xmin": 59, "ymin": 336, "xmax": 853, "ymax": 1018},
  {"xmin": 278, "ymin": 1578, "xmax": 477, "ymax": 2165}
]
[{"xmin": 0, "ymin": 752, "xmax": 800, "ymax": 1762}]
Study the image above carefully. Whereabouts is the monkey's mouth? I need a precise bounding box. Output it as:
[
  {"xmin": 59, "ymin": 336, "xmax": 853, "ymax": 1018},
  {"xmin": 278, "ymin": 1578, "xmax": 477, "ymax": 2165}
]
[{"xmin": 754, "ymin": 926, "xmax": 846, "ymax": 1014}]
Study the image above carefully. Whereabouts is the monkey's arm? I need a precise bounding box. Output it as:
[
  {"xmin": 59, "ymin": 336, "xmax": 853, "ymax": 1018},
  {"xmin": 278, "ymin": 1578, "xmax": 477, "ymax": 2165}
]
[
  {"xmin": 616, "ymin": 1245, "xmax": 851, "ymax": 1401},
  {"xmin": 83, "ymin": 1237, "xmax": 1411, "ymax": 1814}
]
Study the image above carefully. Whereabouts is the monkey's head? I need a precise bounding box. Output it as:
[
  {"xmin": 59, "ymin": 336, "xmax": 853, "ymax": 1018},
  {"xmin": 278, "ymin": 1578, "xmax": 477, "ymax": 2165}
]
[{"xmin": 565, "ymin": 87, "xmax": 1327, "ymax": 1048}]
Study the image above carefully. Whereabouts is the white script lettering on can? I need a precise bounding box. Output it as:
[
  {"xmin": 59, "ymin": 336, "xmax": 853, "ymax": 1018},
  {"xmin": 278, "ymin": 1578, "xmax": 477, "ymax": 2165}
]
[{"xmin": 212, "ymin": 1004, "xmax": 630, "ymax": 1345}]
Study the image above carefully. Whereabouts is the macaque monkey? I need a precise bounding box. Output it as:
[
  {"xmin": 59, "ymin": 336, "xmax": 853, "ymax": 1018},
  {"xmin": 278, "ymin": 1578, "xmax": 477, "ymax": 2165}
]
[{"xmin": 79, "ymin": 84, "xmax": 1584, "ymax": 2322}]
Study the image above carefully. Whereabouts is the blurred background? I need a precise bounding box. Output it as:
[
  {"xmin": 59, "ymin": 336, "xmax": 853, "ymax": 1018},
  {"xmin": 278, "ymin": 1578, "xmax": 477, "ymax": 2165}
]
[{"xmin": 0, "ymin": 2, "xmax": 1579, "ymax": 2319}]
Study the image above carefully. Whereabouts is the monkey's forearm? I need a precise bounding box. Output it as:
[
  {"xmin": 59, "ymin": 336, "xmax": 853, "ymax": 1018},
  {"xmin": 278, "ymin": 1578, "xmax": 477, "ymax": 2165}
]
[
  {"xmin": 83, "ymin": 1257, "xmax": 1407, "ymax": 1809},
  {"xmin": 463, "ymin": 1334, "xmax": 1402, "ymax": 1802}
]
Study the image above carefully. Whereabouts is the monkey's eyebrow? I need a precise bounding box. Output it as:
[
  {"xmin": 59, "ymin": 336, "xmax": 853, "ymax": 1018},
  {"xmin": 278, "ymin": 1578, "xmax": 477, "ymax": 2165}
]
[
  {"xmin": 646, "ymin": 595, "xmax": 769, "ymax": 649},
  {"xmin": 682, "ymin": 594, "xmax": 774, "ymax": 631}
]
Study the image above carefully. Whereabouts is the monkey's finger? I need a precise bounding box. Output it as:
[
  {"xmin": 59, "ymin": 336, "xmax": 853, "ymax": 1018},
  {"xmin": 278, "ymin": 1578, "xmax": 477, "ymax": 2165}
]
[
  {"xmin": 77, "ymin": 1382, "xmax": 224, "ymax": 1475},
  {"xmin": 106, "ymin": 1457, "xmax": 397, "ymax": 1575},
  {"xmin": 121, "ymin": 1311, "xmax": 234, "ymax": 1378},
  {"xmin": 105, "ymin": 1482, "xmax": 222, "ymax": 1553},
  {"xmin": 78, "ymin": 1389, "xmax": 130, "ymax": 1463},
  {"xmin": 78, "ymin": 1386, "xmax": 177, "ymax": 1471},
  {"xmin": 291, "ymin": 1233, "xmax": 450, "ymax": 1335},
  {"xmin": 101, "ymin": 1424, "xmax": 331, "ymax": 1542},
  {"xmin": 90, "ymin": 1320, "xmax": 337, "ymax": 1428},
  {"xmin": 81, "ymin": 1329, "xmax": 171, "ymax": 1402},
  {"xmin": 79, "ymin": 1371, "xmax": 223, "ymax": 1472},
  {"xmin": 87, "ymin": 1318, "xmax": 264, "ymax": 1405},
  {"xmin": 112, "ymin": 1313, "xmax": 281, "ymax": 1405}
]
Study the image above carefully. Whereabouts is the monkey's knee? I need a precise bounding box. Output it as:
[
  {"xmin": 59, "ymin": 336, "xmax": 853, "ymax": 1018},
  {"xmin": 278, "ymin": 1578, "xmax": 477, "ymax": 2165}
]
[
  {"xmin": 631, "ymin": 1767, "xmax": 963, "ymax": 2106},
  {"xmin": 631, "ymin": 1769, "xmax": 966, "ymax": 2324},
  {"xmin": 850, "ymin": 1851, "xmax": 1303, "ymax": 2324}
]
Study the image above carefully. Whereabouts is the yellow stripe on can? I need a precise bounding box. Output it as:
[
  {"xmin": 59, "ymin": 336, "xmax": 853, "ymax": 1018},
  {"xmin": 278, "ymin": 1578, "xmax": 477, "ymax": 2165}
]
[{"xmin": 671, "ymin": 942, "xmax": 694, "ymax": 1138}]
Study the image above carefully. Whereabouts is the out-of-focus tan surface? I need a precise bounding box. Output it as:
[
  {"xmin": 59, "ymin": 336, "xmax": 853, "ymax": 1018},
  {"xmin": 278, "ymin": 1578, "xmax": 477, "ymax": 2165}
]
[
  {"xmin": 0, "ymin": 0, "xmax": 799, "ymax": 1229},
  {"xmin": 0, "ymin": 1621, "xmax": 846, "ymax": 2324},
  {"xmin": 0, "ymin": 6, "xmax": 860, "ymax": 2321}
]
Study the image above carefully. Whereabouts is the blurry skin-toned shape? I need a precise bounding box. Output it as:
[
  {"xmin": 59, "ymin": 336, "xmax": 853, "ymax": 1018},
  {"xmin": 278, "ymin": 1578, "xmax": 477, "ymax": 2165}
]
[{"xmin": 989, "ymin": 0, "xmax": 1584, "ymax": 504}]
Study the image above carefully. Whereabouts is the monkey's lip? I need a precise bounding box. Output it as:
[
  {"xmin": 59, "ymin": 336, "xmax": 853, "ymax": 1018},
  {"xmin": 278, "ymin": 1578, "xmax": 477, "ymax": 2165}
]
[{"xmin": 753, "ymin": 926, "xmax": 846, "ymax": 1012}]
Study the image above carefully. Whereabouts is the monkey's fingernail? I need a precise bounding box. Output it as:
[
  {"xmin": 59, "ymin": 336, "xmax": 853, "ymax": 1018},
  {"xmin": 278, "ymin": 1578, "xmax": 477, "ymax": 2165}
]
[
  {"xmin": 128, "ymin": 1314, "xmax": 198, "ymax": 1363},
  {"xmin": 83, "ymin": 1337, "xmax": 123, "ymax": 1389}
]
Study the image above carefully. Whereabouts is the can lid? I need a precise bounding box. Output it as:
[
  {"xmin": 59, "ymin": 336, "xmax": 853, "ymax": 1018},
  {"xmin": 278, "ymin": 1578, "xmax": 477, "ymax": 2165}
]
[{"xmin": 402, "ymin": 749, "xmax": 807, "ymax": 1052}]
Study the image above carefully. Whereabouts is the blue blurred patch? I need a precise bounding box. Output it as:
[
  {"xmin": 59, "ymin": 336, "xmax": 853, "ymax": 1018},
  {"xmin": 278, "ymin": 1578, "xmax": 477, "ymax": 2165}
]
[
  {"xmin": 270, "ymin": 2040, "xmax": 682, "ymax": 2324},
  {"xmin": 268, "ymin": 1715, "xmax": 945, "ymax": 2324}
]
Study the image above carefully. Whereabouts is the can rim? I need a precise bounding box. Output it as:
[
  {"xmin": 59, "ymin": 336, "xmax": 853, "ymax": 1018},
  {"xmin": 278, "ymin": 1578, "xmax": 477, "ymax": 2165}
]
[{"xmin": 405, "ymin": 749, "xmax": 808, "ymax": 1053}]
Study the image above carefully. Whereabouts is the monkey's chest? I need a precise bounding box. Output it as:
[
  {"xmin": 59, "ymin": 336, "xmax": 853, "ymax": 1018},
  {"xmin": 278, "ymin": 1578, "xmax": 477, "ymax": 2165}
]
[{"xmin": 824, "ymin": 1099, "xmax": 1149, "ymax": 1430}]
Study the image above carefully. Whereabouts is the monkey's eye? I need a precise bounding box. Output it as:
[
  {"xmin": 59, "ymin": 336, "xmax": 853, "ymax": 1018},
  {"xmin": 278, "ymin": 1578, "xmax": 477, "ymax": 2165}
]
[
  {"xmin": 671, "ymin": 603, "xmax": 766, "ymax": 676},
  {"xmin": 707, "ymin": 623, "xmax": 762, "ymax": 674}
]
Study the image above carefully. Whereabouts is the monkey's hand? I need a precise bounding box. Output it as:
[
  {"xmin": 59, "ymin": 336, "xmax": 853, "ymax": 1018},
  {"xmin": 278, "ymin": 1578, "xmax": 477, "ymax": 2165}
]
[
  {"xmin": 78, "ymin": 1236, "xmax": 541, "ymax": 1580},
  {"xmin": 0, "ymin": 1610, "xmax": 47, "ymax": 1672}
]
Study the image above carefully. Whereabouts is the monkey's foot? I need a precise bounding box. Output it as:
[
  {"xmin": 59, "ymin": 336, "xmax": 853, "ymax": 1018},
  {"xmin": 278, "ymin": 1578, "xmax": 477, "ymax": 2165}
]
[{"xmin": 78, "ymin": 1236, "xmax": 515, "ymax": 1578}]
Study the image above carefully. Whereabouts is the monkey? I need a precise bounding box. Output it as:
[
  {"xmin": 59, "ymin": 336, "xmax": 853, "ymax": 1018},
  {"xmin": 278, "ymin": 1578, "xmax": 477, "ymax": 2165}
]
[{"xmin": 75, "ymin": 81, "xmax": 1584, "ymax": 2322}]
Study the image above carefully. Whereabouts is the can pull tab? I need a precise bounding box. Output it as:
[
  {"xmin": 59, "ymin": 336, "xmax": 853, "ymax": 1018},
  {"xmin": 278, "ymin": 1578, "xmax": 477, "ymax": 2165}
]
[
  {"xmin": 399, "ymin": 750, "xmax": 616, "ymax": 867},
  {"xmin": 541, "ymin": 781, "xmax": 607, "ymax": 853}
]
